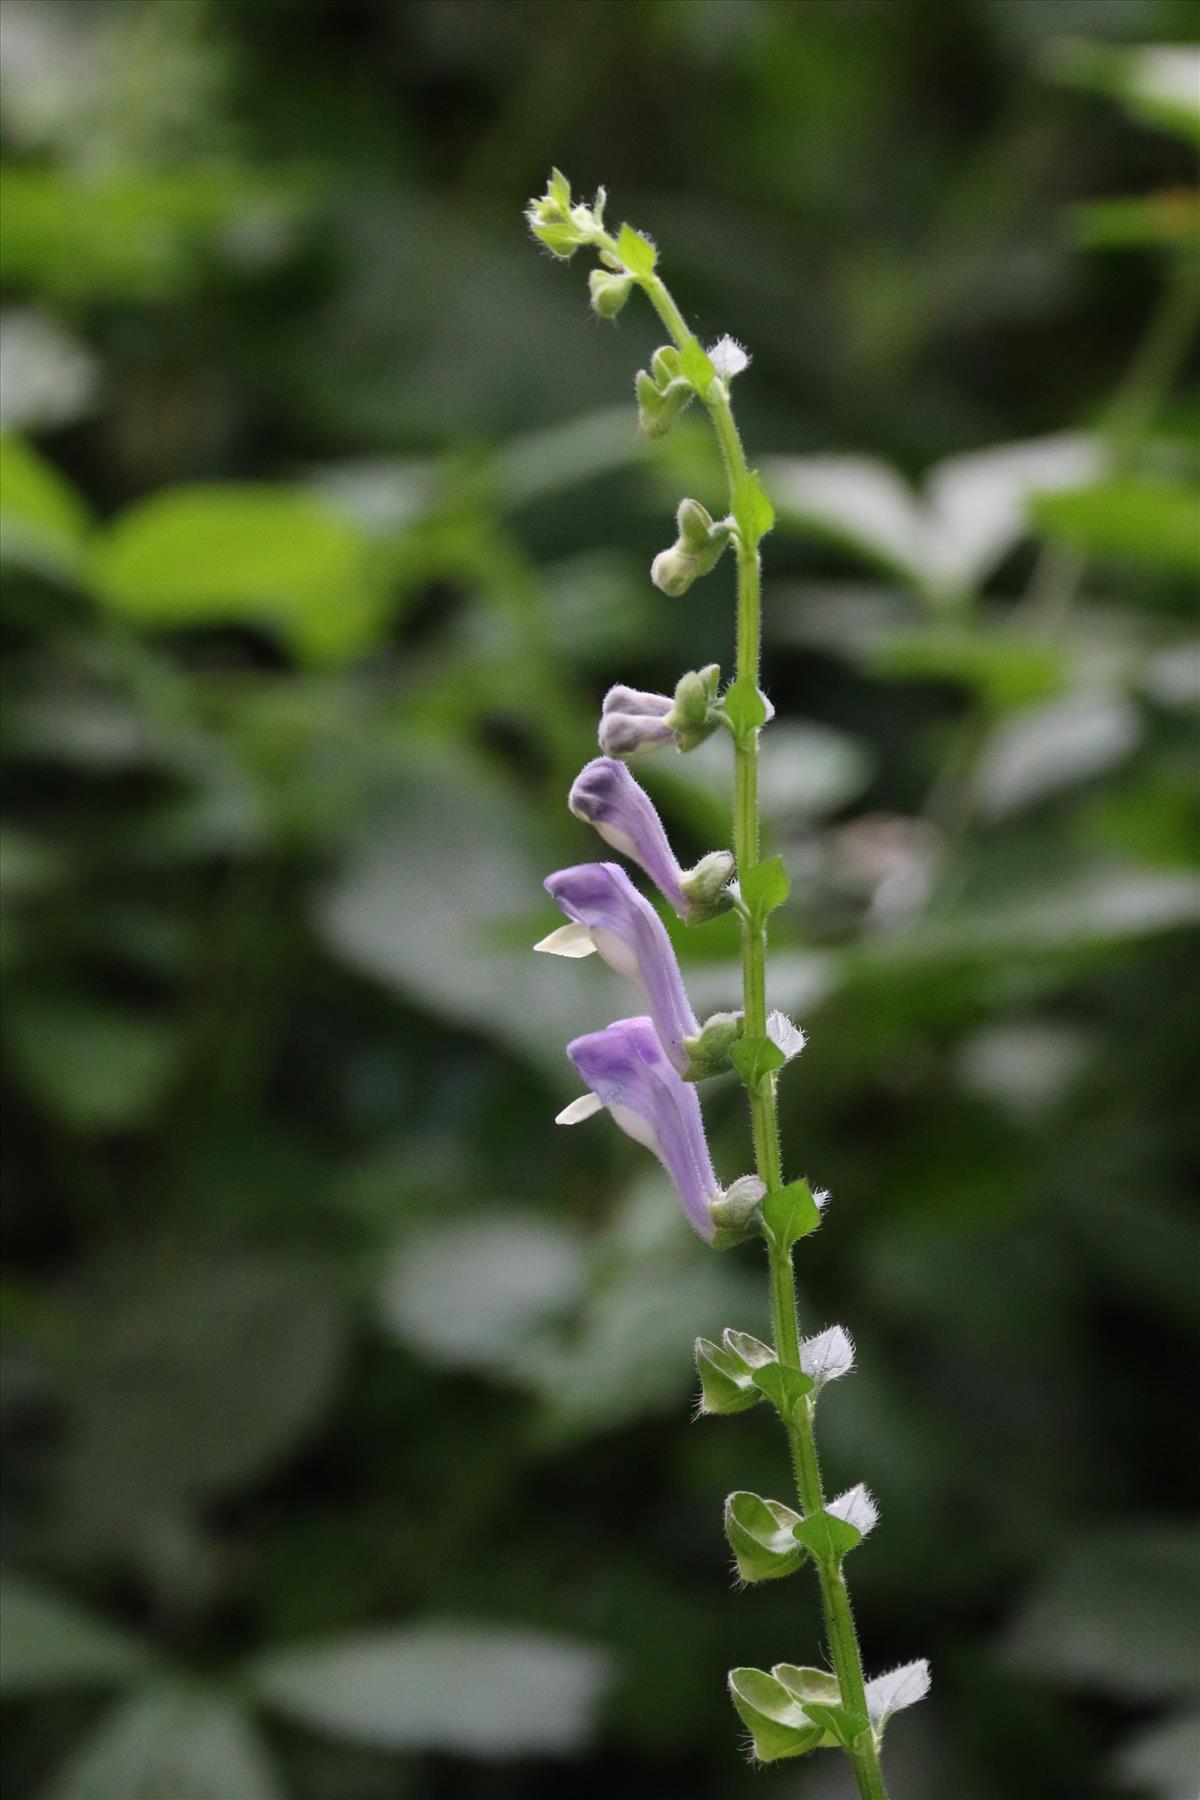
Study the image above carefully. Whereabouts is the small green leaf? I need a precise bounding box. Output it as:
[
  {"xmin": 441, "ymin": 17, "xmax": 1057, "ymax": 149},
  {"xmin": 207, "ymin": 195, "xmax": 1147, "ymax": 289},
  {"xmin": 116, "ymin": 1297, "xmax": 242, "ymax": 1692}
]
[
  {"xmin": 741, "ymin": 856, "xmax": 790, "ymax": 923},
  {"xmin": 678, "ymin": 336, "xmax": 716, "ymax": 398},
  {"xmin": 728, "ymin": 1667, "xmax": 824, "ymax": 1763},
  {"xmin": 722, "ymin": 678, "xmax": 769, "ymax": 737},
  {"xmin": 695, "ymin": 1338, "xmax": 761, "ymax": 1415},
  {"xmin": 792, "ymin": 1507, "xmax": 864, "ymax": 1565},
  {"xmin": 724, "ymin": 1492, "xmax": 806, "ymax": 1582},
  {"xmin": 761, "ymin": 1179, "xmax": 822, "ymax": 1249},
  {"xmin": 802, "ymin": 1699, "xmax": 871, "ymax": 1751},
  {"xmin": 733, "ymin": 470, "xmax": 776, "ymax": 545},
  {"xmin": 615, "ymin": 223, "xmax": 657, "ymax": 278},
  {"xmin": 729, "ymin": 1034, "xmax": 786, "ymax": 1091},
  {"xmin": 750, "ymin": 1360, "xmax": 814, "ymax": 1422}
]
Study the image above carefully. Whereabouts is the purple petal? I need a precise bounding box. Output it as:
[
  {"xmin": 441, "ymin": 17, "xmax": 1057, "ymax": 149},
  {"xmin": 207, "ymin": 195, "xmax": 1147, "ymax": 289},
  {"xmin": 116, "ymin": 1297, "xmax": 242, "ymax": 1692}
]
[
  {"xmin": 568, "ymin": 1016, "xmax": 719, "ymax": 1240},
  {"xmin": 598, "ymin": 712, "xmax": 675, "ymax": 757},
  {"xmin": 568, "ymin": 759, "xmax": 689, "ymax": 918},
  {"xmin": 602, "ymin": 683, "xmax": 673, "ymax": 718},
  {"xmin": 545, "ymin": 863, "xmax": 698, "ymax": 1070}
]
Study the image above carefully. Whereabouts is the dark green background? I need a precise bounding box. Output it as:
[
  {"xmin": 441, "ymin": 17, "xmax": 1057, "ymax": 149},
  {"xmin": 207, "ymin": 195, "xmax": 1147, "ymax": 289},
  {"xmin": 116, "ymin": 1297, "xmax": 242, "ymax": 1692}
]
[{"xmin": 2, "ymin": 3, "xmax": 1198, "ymax": 1798}]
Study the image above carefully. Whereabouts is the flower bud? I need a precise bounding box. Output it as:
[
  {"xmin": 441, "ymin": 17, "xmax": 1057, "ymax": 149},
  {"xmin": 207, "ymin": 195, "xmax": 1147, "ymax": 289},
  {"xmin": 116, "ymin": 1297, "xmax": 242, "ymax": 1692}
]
[
  {"xmin": 679, "ymin": 849, "xmax": 736, "ymax": 919},
  {"xmin": 709, "ymin": 1173, "xmax": 766, "ymax": 1232},
  {"xmin": 597, "ymin": 683, "xmax": 675, "ymax": 756},
  {"xmin": 650, "ymin": 544, "xmax": 700, "ymax": 597},
  {"xmin": 682, "ymin": 1009, "xmax": 744, "ymax": 1080},
  {"xmin": 525, "ymin": 168, "xmax": 605, "ymax": 259},
  {"xmin": 651, "ymin": 344, "xmax": 681, "ymax": 387},
  {"xmin": 589, "ymin": 267, "xmax": 633, "ymax": 318},
  {"xmin": 636, "ymin": 369, "xmax": 691, "ymax": 439},
  {"xmin": 676, "ymin": 497, "xmax": 716, "ymax": 550},
  {"xmin": 650, "ymin": 504, "xmax": 732, "ymax": 596}
]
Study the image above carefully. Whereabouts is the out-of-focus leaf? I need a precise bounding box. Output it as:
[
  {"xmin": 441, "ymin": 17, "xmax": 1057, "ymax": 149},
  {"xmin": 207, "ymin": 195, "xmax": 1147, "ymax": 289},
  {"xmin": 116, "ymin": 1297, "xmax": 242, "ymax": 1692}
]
[
  {"xmin": 853, "ymin": 866, "xmax": 1200, "ymax": 968},
  {"xmin": 768, "ymin": 435, "xmax": 1101, "ymax": 603},
  {"xmin": 491, "ymin": 406, "xmax": 645, "ymax": 511},
  {"xmin": 38, "ymin": 1683, "xmax": 284, "ymax": 1800},
  {"xmin": 1033, "ymin": 480, "xmax": 1200, "ymax": 575},
  {"xmin": 758, "ymin": 722, "xmax": 876, "ymax": 819},
  {"xmin": 0, "ymin": 434, "xmax": 91, "ymax": 580},
  {"xmin": 4, "ymin": 999, "xmax": 181, "ymax": 1130},
  {"xmin": 1006, "ymin": 1523, "xmax": 1200, "ymax": 1699},
  {"xmin": 90, "ymin": 486, "xmax": 383, "ymax": 664},
  {"xmin": 249, "ymin": 1622, "xmax": 610, "ymax": 1756},
  {"xmin": 0, "ymin": 310, "xmax": 98, "ymax": 433},
  {"xmin": 55, "ymin": 1257, "xmax": 347, "ymax": 1512},
  {"xmin": 971, "ymin": 694, "xmax": 1141, "ymax": 818},
  {"xmin": 866, "ymin": 626, "xmax": 1067, "ymax": 709},
  {"xmin": 1112, "ymin": 1711, "xmax": 1200, "ymax": 1800},
  {"xmin": 525, "ymin": 1184, "xmax": 764, "ymax": 1440},
  {"xmin": 1073, "ymin": 191, "xmax": 1200, "ymax": 252},
  {"xmin": 378, "ymin": 1212, "xmax": 587, "ymax": 1379},
  {"xmin": 1052, "ymin": 41, "xmax": 1200, "ymax": 146},
  {"xmin": 0, "ymin": 166, "xmax": 312, "ymax": 301},
  {"xmin": 319, "ymin": 752, "xmax": 615, "ymax": 1075},
  {"xmin": 0, "ymin": 1572, "xmax": 151, "ymax": 1695}
]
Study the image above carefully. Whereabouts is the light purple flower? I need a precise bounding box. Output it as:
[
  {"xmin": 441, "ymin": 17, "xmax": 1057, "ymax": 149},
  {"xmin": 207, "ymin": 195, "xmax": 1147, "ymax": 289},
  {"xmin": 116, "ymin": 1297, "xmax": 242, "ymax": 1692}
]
[
  {"xmin": 562, "ymin": 1015, "xmax": 719, "ymax": 1240},
  {"xmin": 598, "ymin": 684, "xmax": 675, "ymax": 757},
  {"xmin": 568, "ymin": 757, "xmax": 689, "ymax": 918},
  {"xmin": 538, "ymin": 862, "xmax": 698, "ymax": 1071}
]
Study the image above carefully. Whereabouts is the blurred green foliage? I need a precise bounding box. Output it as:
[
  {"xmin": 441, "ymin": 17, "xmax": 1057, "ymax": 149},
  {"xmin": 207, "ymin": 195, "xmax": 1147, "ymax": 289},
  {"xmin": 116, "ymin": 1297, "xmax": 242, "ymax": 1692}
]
[{"xmin": 1, "ymin": 3, "xmax": 1198, "ymax": 1798}]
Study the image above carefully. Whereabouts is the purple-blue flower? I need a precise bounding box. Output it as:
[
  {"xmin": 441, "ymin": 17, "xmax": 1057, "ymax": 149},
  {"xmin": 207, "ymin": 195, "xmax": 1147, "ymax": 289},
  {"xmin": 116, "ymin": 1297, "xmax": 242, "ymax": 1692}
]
[
  {"xmin": 568, "ymin": 757, "xmax": 689, "ymax": 919},
  {"xmin": 561, "ymin": 1015, "xmax": 720, "ymax": 1240},
  {"xmin": 538, "ymin": 861, "xmax": 698, "ymax": 1072}
]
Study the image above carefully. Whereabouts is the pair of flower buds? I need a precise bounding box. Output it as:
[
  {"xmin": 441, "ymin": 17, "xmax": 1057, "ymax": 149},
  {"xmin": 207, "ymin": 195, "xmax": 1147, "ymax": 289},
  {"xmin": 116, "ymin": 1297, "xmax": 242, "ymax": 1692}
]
[{"xmin": 537, "ymin": 748, "xmax": 802, "ymax": 1241}]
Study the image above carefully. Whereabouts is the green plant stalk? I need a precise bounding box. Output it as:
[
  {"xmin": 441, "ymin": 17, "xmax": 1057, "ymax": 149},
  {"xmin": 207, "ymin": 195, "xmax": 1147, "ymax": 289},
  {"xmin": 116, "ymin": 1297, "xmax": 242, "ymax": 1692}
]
[{"xmin": 617, "ymin": 249, "xmax": 891, "ymax": 1800}]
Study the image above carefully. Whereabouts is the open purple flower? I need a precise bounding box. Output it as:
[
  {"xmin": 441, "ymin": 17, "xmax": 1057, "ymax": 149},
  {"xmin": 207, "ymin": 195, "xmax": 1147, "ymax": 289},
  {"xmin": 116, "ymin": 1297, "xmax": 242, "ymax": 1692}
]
[
  {"xmin": 568, "ymin": 757, "xmax": 689, "ymax": 918},
  {"xmin": 559, "ymin": 1015, "xmax": 719, "ymax": 1240},
  {"xmin": 537, "ymin": 861, "xmax": 698, "ymax": 1071}
]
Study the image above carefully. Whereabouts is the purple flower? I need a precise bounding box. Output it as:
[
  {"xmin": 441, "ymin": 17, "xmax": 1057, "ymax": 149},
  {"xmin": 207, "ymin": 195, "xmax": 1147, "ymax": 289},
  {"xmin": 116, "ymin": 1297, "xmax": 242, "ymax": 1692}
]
[
  {"xmin": 598, "ymin": 684, "xmax": 675, "ymax": 757},
  {"xmin": 561, "ymin": 1016, "xmax": 719, "ymax": 1240},
  {"xmin": 568, "ymin": 757, "xmax": 689, "ymax": 919},
  {"xmin": 538, "ymin": 862, "xmax": 699, "ymax": 1071}
]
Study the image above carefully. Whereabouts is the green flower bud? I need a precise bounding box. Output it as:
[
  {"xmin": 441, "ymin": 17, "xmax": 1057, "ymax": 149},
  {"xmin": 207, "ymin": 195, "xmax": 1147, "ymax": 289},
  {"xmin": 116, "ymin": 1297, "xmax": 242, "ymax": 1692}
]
[
  {"xmin": 679, "ymin": 849, "xmax": 736, "ymax": 917},
  {"xmin": 636, "ymin": 369, "xmax": 691, "ymax": 438},
  {"xmin": 676, "ymin": 497, "xmax": 716, "ymax": 550},
  {"xmin": 525, "ymin": 169, "xmax": 605, "ymax": 259},
  {"xmin": 650, "ymin": 504, "xmax": 732, "ymax": 594},
  {"xmin": 709, "ymin": 1173, "xmax": 766, "ymax": 1231},
  {"xmin": 683, "ymin": 1010, "xmax": 744, "ymax": 1080},
  {"xmin": 651, "ymin": 344, "xmax": 682, "ymax": 387},
  {"xmin": 589, "ymin": 268, "xmax": 634, "ymax": 318},
  {"xmin": 650, "ymin": 544, "xmax": 699, "ymax": 596}
]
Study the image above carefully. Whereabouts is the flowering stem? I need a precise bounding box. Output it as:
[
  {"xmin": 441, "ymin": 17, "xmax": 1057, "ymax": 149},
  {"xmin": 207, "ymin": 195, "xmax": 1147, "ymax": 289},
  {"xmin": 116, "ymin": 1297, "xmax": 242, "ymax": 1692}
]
[{"xmin": 626, "ymin": 254, "xmax": 891, "ymax": 1800}]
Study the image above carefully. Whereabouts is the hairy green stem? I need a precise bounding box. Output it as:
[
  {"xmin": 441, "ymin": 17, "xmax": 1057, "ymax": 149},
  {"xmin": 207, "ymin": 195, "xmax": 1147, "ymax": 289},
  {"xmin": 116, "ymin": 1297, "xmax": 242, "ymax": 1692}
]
[{"xmin": 626, "ymin": 248, "xmax": 891, "ymax": 1800}]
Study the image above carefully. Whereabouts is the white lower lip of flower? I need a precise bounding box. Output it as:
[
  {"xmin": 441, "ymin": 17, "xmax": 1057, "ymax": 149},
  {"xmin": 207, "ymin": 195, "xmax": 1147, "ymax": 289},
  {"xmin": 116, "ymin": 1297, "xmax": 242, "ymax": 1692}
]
[
  {"xmin": 555, "ymin": 1092, "xmax": 604, "ymax": 1125},
  {"xmin": 534, "ymin": 922, "xmax": 598, "ymax": 958},
  {"xmin": 608, "ymin": 1101, "xmax": 661, "ymax": 1157},
  {"xmin": 590, "ymin": 820, "xmax": 640, "ymax": 865},
  {"xmin": 591, "ymin": 926, "xmax": 640, "ymax": 983}
]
